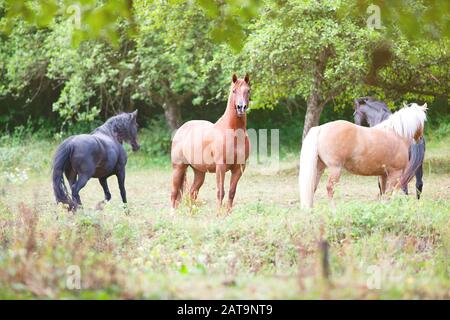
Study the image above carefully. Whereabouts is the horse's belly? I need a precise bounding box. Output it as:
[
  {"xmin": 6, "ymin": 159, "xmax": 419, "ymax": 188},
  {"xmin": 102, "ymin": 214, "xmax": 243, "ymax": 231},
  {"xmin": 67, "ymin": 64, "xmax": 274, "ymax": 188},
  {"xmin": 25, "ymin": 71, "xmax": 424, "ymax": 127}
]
[
  {"xmin": 190, "ymin": 163, "xmax": 217, "ymax": 173},
  {"xmin": 344, "ymin": 145, "xmax": 407, "ymax": 176},
  {"xmin": 344, "ymin": 161, "xmax": 386, "ymax": 176},
  {"xmin": 92, "ymin": 166, "xmax": 115, "ymax": 178}
]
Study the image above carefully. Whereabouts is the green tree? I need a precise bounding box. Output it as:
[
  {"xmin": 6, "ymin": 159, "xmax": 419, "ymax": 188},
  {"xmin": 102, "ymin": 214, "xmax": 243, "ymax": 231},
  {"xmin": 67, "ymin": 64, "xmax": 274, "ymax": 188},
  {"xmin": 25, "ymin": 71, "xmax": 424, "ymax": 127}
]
[
  {"xmin": 132, "ymin": 0, "xmax": 223, "ymax": 131},
  {"xmin": 241, "ymin": 0, "xmax": 378, "ymax": 139},
  {"xmin": 236, "ymin": 0, "xmax": 448, "ymax": 139}
]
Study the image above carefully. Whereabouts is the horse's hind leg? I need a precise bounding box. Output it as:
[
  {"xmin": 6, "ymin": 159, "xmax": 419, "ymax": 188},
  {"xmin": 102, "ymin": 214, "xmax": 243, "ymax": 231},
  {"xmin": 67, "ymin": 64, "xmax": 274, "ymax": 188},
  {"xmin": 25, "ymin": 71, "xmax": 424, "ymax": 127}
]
[
  {"xmin": 95, "ymin": 177, "xmax": 111, "ymax": 211},
  {"xmin": 190, "ymin": 169, "xmax": 206, "ymax": 201},
  {"xmin": 65, "ymin": 167, "xmax": 77, "ymax": 193},
  {"xmin": 71, "ymin": 173, "xmax": 91, "ymax": 209},
  {"xmin": 415, "ymin": 164, "xmax": 424, "ymax": 199},
  {"xmin": 171, "ymin": 164, "xmax": 188, "ymax": 210},
  {"xmin": 379, "ymin": 174, "xmax": 387, "ymax": 199},
  {"xmin": 326, "ymin": 166, "xmax": 341, "ymax": 212},
  {"xmin": 386, "ymin": 170, "xmax": 403, "ymax": 194},
  {"xmin": 314, "ymin": 159, "xmax": 325, "ymax": 192},
  {"xmin": 401, "ymin": 181, "xmax": 409, "ymax": 195},
  {"xmin": 63, "ymin": 167, "xmax": 77, "ymax": 210},
  {"xmin": 99, "ymin": 177, "xmax": 111, "ymax": 201}
]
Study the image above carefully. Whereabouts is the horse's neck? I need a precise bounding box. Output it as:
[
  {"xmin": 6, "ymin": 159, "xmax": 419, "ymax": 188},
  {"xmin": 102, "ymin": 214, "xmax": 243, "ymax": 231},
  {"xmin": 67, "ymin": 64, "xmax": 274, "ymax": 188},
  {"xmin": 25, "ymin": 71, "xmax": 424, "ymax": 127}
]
[
  {"xmin": 93, "ymin": 124, "xmax": 118, "ymax": 140},
  {"xmin": 216, "ymin": 98, "xmax": 247, "ymax": 129},
  {"xmin": 367, "ymin": 110, "xmax": 391, "ymax": 127}
]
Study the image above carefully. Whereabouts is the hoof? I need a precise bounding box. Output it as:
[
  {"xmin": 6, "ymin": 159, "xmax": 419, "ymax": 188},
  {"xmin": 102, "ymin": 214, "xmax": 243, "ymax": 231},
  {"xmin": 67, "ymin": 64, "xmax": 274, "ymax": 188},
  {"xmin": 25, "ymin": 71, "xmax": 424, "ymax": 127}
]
[{"xmin": 95, "ymin": 201, "xmax": 107, "ymax": 211}]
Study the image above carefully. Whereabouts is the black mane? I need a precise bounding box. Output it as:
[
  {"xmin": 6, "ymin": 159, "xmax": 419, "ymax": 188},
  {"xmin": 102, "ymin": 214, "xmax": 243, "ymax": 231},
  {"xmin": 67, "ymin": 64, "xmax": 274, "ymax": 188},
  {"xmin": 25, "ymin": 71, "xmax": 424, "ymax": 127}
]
[
  {"xmin": 92, "ymin": 113, "xmax": 133, "ymax": 140},
  {"xmin": 356, "ymin": 97, "xmax": 391, "ymax": 114}
]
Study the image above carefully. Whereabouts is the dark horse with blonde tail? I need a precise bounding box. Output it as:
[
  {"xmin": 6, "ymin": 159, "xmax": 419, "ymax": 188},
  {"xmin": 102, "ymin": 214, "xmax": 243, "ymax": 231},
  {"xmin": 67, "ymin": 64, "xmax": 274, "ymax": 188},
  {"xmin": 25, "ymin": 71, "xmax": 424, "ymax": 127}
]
[
  {"xmin": 52, "ymin": 111, "xmax": 140, "ymax": 210},
  {"xmin": 171, "ymin": 74, "xmax": 251, "ymax": 214},
  {"xmin": 354, "ymin": 97, "xmax": 426, "ymax": 199}
]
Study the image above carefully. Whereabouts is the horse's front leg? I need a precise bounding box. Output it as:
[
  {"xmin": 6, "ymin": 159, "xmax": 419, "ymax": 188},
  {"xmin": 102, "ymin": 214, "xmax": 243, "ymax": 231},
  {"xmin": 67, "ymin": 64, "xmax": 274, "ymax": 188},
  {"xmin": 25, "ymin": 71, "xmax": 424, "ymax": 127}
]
[
  {"xmin": 215, "ymin": 164, "xmax": 226, "ymax": 216},
  {"xmin": 227, "ymin": 165, "xmax": 244, "ymax": 213}
]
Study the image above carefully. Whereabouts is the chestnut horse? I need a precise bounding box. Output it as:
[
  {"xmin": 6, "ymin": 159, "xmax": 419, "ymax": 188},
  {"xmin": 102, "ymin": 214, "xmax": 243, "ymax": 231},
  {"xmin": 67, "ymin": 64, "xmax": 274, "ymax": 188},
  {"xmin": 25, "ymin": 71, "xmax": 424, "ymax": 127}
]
[
  {"xmin": 299, "ymin": 103, "xmax": 427, "ymax": 209},
  {"xmin": 171, "ymin": 74, "xmax": 250, "ymax": 213}
]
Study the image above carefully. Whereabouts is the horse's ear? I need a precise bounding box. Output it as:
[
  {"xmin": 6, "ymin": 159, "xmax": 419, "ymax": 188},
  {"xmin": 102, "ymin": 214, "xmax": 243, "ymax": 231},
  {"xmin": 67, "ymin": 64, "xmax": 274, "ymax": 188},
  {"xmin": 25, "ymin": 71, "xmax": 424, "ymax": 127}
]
[
  {"xmin": 244, "ymin": 73, "xmax": 250, "ymax": 84},
  {"xmin": 131, "ymin": 110, "xmax": 138, "ymax": 118},
  {"xmin": 232, "ymin": 74, "xmax": 238, "ymax": 83},
  {"xmin": 422, "ymin": 103, "xmax": 428, "ymax": 110}
]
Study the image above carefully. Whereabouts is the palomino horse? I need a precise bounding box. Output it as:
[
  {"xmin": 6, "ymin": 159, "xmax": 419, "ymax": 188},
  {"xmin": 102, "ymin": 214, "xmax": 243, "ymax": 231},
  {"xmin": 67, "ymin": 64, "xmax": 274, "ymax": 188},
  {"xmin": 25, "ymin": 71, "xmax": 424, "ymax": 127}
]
[
  {"xmin": 52, "ymin": 111, "xmax": 140, "ymax": 210},
  {"xmin": 354, "ymin": 97, "xmax": 426, "ymax": 199},
  {"xmin": 171, "ymin": 74, "xmax": 250, "ymax": 213},
  {"xmin": 299, "ymin": 103, "xmax": 427, "ymax": 209}
]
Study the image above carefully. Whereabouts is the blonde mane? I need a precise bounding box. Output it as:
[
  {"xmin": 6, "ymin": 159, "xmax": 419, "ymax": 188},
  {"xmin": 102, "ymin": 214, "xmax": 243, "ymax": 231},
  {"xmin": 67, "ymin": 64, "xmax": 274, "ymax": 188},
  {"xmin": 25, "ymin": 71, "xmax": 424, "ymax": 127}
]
[{"xmin": 374, "ymin": 103, "xmax": 427, "ymax": 140}]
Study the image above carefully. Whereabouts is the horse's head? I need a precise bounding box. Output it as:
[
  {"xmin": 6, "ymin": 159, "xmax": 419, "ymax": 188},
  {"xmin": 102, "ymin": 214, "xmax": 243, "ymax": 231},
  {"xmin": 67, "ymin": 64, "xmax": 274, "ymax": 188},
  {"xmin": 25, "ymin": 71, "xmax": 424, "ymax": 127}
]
[
  {"xmin": 230, "ymin": 73, "xmax": 250, "ymax": 118},
  {"xmin": 112, "ymin": 110, "xmax": 140, "ymax": 151},
  {"xmin": 354, "ymin": 99, "xmax": 367, "ymax": 126},
  {"xmin": 127, "ymin": 110, "xmax": 140, "ymax": 152}
]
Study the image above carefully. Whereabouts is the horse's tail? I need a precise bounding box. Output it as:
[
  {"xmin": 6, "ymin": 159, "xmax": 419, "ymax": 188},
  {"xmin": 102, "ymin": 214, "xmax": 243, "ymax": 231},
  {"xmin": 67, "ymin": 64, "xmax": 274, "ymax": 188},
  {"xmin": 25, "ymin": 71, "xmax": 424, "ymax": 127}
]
[
  {"xmin": 400, "ymin": 137, "xmax": 425, "ymax": 190},
  {"xmin": 299, "ymin": 126, "xmax": 321, "ymax": 209},
  {"xmin": 52, "ymin": 139, "xmax": 74, "ymax": 208}
]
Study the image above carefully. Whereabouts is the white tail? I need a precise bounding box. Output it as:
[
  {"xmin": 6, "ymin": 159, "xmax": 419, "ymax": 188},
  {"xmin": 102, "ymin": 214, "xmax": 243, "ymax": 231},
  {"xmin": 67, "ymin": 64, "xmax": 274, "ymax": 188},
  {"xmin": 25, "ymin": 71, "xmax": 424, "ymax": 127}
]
[{"xmin": 299, "ymin": 126, "xmax": 320, "ymax": 209}]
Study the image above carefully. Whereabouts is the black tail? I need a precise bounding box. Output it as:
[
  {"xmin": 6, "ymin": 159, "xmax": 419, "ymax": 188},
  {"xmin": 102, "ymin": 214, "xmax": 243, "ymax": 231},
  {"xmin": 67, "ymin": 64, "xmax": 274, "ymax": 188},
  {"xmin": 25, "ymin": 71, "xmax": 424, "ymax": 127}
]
[
  {"xmin": 52, "ymin": 139, "xmax": 74, "ymax": 208},
  {"xmin": 401, "ymin": 137, "xmax": 425, "ymax": 191}
]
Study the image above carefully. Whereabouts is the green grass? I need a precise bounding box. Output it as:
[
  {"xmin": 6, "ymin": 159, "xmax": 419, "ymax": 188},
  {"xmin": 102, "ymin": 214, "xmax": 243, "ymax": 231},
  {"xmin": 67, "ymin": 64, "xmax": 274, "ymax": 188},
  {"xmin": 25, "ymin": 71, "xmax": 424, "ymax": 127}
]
[{"xmin": 0, "ymin": 132, "xmax": 448, "ymax": 299}]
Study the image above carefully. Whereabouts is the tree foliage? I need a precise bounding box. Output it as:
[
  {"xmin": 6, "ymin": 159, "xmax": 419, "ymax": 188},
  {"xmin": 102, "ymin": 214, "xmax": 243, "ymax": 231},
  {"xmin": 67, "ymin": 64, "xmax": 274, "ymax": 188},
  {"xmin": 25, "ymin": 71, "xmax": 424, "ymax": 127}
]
[{"xmin": 0, "ymin": 0, "xmax": 448, "ymax": 134}]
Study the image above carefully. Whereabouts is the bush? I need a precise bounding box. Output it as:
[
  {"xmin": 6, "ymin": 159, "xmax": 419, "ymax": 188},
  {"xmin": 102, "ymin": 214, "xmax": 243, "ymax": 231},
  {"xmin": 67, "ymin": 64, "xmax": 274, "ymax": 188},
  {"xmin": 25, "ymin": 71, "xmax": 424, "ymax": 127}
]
[{"xmin": 138, "ymin": 116, "xmax": 172, "ymax": 158}]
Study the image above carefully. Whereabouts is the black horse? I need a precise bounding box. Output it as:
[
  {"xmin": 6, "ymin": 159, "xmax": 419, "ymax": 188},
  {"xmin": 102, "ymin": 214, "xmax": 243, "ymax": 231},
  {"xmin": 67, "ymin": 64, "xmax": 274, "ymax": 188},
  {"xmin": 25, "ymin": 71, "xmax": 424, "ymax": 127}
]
[
  {"xmin": 52, "ymin": 111, "xmax": 140, "ymax": 210},
  {"xmin": 354, "ymin": 97, "xmax": 425, "ymax": 199}
]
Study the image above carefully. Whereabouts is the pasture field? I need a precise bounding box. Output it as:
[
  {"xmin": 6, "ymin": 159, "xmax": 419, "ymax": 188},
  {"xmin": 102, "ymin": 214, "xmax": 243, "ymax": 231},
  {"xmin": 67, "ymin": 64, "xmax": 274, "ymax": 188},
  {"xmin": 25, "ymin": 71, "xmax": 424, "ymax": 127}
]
[{"xmin": 0, "ymin": 134, "xmax": 449, "ymax": 299}]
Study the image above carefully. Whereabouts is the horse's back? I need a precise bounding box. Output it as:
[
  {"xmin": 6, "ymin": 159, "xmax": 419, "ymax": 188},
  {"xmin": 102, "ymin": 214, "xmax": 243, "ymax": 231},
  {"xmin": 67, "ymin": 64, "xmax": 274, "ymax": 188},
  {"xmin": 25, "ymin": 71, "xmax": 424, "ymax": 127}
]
[
  {"xmin": 71, "ymin": 134, "xmax": 104, "ymax": 154},
  {"xmin": 316, "ymin": 120, "xmax": 409, "ymax": 175},
  {"xmin": 318, "ymin": 120, "xmax": 360, "ymax": 143},
  {"xmin": 317, "ymin": 120, "xmax": 359, "ymax": 161},
  {"xmin": 174, "ymin": 120, "xmax": 213, "ymax": 136}
]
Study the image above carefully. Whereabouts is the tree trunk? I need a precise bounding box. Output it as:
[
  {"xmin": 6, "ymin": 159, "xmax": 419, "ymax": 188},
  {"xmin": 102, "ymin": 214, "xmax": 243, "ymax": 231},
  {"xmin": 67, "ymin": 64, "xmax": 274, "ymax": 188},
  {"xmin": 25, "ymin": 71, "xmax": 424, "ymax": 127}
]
[
  {"xmin": 302, "ymin": 47, "xmax": 332, "ymax": 141},
  {"xmin": 303, "ymin": 95, "xmax": 325, "ymax": 141},
  {"xmin": 162, "ymin": 101, "xmax": 182, "ymax": 132}
]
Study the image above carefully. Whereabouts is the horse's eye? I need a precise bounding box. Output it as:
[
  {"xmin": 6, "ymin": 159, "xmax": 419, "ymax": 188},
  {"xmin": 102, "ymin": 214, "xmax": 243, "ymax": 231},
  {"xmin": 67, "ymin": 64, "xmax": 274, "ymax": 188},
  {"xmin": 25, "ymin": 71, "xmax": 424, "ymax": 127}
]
[{"xmin": 233, "ymin": 89, "xmax": 236, "ymax": 94}]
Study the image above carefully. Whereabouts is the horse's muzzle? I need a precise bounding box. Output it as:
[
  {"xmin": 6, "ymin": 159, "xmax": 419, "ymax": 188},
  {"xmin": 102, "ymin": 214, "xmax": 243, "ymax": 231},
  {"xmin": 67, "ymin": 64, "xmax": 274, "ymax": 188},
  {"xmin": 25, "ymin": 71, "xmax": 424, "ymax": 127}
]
[{"xmin": 236, "ymin": 104, "xmax": 248, "ymax": 117}]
